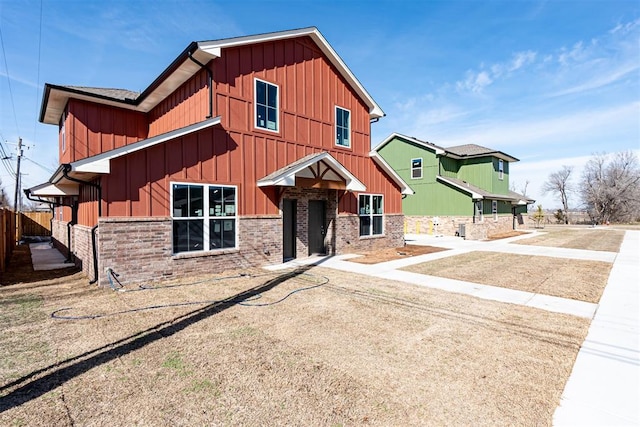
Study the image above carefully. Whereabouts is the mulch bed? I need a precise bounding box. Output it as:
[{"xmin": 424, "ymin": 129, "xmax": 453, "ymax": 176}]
[{"xmin": 347, "ymin": 244, "xmax": 448, "ymax": 264}]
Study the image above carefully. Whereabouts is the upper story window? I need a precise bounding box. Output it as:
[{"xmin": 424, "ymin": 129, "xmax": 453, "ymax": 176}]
[
  {"xmin": 335, "ymin": 106, "xmax": 351, "ymax": 148},
  {"xmin": 498, "ymin": 159, "xmax": 504, "ymax": 180},
  {"xmin": 359, "ymin": 194, "xmax": 383, "ymax": 237},
  {"xmin": 255, "ymin": 78, "xmax": 279, "ymax": 132},
  {"xmin": 60, "ymin": 112, "xmax": 66, "ymax": 153},
  {"xmin": 172, "ymin": 183, "xmax": 237, "ymax": 254},
  {"xmin": 411, "ymin": 158, "xmax": 423, "ymax": 179}
]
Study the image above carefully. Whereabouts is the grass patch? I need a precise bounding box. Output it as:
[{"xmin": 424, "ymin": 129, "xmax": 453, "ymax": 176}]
[
  {"xmin": 401, "ymin": 251, "xmax": 612, "ymax": 303},
  {"xmin": 514, "ymin": 228, "xmax": 624, "ymax": 252}
]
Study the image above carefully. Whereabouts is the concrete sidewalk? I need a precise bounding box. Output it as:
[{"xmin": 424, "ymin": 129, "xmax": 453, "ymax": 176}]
[
  {"xmin": 29, "ymin": 240, "xmax": 75, "ymax": 271},
  {"xmin": 268, "ymin": 229, "xmax": 639, "ymax": 425}
]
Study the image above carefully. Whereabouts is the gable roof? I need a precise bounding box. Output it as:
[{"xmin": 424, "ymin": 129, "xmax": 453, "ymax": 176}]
[
  {"xmin": 445, "ymin": 144, "xmax": 519, "ymax": 162},
  {"xmin": 40, "ymin": 27, "xmax": 384, "ymax": 125},
  {"xmin": 257, "ymin": 152, "xmax": 366, "ymax": 192},
  {"xmin": 373, "ymin": 133, "xmax": 446, "ymax": 155}
]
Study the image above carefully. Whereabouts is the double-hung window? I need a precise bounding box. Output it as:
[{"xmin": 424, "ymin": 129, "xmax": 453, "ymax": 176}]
[
  {"xmin": 335, "ymin": 106, "xmax": 351, "ymax": 148},
  {"xmin": 359, "ymin": 194, "xmax": 383, "ymax": 237},
  {"xmin": 498, "ymin": 159, "xmax": 504, "ymax": 180},
  {"xmin": 492, "ymin": 200, "xmax": 498, "ymax": 221},
  {"xmin": 411, "ymin": 158, "xmax": 423, "ymax": 179},
  {"xmin": 172, "ymin": 183, "xmax": 237, "ymax": 254},
  {"xmin": 60, "ymin": 112, "xmax": 66, "ymax": 153},
  {"xmin": 255, "ymin": 79, "xmax": 278, "ymax": 132}
]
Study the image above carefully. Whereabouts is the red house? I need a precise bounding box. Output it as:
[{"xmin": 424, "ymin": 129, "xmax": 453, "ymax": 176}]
[{"xmin": 28, "ymin": 27, "xmax": 411, "ymax": 285}]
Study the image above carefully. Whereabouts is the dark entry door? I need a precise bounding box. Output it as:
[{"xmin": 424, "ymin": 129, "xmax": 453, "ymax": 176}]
[
  {"xmin": 308, "ymin": 200, "xmax": 326, "ymax": 255},
  {"xmin": 283, "ymin": 199, "xmax": 297, "ymax": 261}
]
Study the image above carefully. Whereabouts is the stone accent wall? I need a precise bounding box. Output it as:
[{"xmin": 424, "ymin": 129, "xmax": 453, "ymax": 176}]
[
  {"xmin": 405, "ymin": 215, "xmax": 516, "ymax": 240},
  {"xmin": 335, "ymin": 213, "xmax": 404, "ymax": 253},
  {"xmin": 97, "ymin": 216, "xmax": 283, "ymax": 287}
]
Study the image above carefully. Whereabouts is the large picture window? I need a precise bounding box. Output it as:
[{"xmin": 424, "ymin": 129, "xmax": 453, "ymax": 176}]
[
  {"xmin": 255, "ymin": 78, "xmax": 279, "ymax": 132},
  {"xmin": 172, "ymin": 183, "xmax": 237, "ymax": 254},
  {"xmin": 359, "ymin": 194, "xmax": 383, "ymax": 237},
  {"xmin": 335, "ymin": 106, "xmax": 351, "ymax": 147}
]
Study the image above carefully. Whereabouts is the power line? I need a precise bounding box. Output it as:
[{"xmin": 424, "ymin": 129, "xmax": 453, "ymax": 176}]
[
  {"xmin": 32, "ymin": 0, "xmax": 43, "ymax": 145},
  {"xmin": 0, "ymin": 22, "xmax": 20, "ymax": 135}
]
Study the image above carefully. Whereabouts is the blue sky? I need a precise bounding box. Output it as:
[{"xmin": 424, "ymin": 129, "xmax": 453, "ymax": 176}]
[{"xmin": 1, "ymin": 0, "xmax": 638, "ymax": 210}]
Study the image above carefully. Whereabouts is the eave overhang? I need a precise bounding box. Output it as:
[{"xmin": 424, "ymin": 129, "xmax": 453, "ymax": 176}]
[
  {"xmin": 369, "ymin": 151, "xmax": 414, "ymax": 195},
  {"xmin": 27, "ymin": 182, "xmax": 79, "ymax": 197},
  {"xmin": 257, "ymin": 152, "xmax": 366, "ymax": 192},
  {"xmin": 436, "ymin": 176, "xmax": 484, "ymax": 199},
  {"xmin": 40, "ymin": 27, "xmax": 383, "ymax": 125},
  {"xmin": 373, "ymin": 132, "xmax": 446, "ymax": 155}
]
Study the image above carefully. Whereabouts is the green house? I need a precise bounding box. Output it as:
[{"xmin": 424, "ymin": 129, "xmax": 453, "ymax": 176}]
[{"xmin": 372, "ymin": 133, "xmax": 534, "ymax": 239}]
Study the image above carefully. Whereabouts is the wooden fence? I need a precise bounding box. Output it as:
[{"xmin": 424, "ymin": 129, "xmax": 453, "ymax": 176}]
[
  {"xmin": 1, "ymin": 208, "xmax": 16, "ymax": 273},
  {"xmin": 21, "ymin": 211, "xmax": 53, "ymax": 237}
]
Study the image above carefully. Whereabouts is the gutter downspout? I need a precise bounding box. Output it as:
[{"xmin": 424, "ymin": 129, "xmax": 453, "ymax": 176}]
[
  {"xmin": 187, "ymin": 51, "xmax": 213, "ymax": 119},
  {"xmin": 62, "ymin": 164, "xmax": 102, "ymax": 284},
  {"xmin": 24, "ymin": 189, "xmax": 76, "ymax": 259}
]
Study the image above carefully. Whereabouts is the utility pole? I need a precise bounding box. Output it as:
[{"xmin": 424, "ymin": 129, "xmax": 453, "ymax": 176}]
[{"xmin": 13, "ymin": 137, "xmax": 23, "ymax": 212}]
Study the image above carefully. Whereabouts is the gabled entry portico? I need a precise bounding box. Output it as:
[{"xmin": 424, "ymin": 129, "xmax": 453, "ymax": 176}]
[{"xmin": 258, "ymin": 152, "xmax": 365, "ymax": 261}]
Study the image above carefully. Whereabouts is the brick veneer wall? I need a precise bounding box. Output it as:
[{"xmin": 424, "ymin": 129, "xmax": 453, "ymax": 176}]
[
  {"xmin": 335, "ymin": 213, "xmax": 404, "ymax": 253},
  {"xmin": 97, "ymin": 216, "xmax": 283, "ymax": 287},
  {"xmin": 50, "ymin": 219, "xmax": 94, "ymax": 278},
  {"xmin": 404, "ymin": 215, "xmax": 516, "ymax": 240}
]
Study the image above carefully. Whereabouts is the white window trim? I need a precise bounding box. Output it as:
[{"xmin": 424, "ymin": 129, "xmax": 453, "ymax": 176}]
[
  {"xmin": 254, "ymin": 78, "xmax": 279, "ymax": 133},
  {"xmin": 492, "ymin": 200, "xmax": 498, "ymax": 221},
  {"xmin": 358, "ymin": 193, "xmax": 384, "ymax": 237},
  {"xmin": 335, "ymin": 105, "xmax": 351, "ymax": 148},
  {"xmin": 475, "ymin": 200, "xmax": 484, "ymax": 223},
  {"xmin": 498, "ymin": 159, "xmax": 504, "ymax": 180},
  {"xmin": 170, "ymin": 182, "xmax": 238, "ymax": 254},
  {"xmin": 411, "ymin": 157, "xmax": 423, "ymax": 179}
]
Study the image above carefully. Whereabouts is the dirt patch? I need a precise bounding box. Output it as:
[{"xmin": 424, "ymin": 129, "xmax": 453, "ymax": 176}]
[
  {"xmin": 402, "ymin": 251, "xmax": 611, "ymax": 303},
  {"xmin": 487, "ymin": 231, "xmax": 528, "ymax": 240},
  {"xmin": 1, "ymin": 244, "xmax": 590, "ymax": 426},
  {"xmin": 513, "ymin": 228, "xmax": 624, "ymax": 252},
  {"xmin": 346, "ymin": 244, "xmax": 448, "ymax": 264}
]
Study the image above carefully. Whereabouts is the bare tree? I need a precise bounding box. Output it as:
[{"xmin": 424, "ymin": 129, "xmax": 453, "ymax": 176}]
[
  {"xmin": 542, "ymin": 166, "xmax": 573, "ymax": 224},
  {"xmin": 581, "ymin": 151, "xmax": 640, "ymax": 224}
]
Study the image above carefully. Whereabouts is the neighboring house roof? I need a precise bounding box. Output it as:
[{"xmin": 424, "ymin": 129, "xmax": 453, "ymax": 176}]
[
  {"xmin": 40, "ymin": 27, "xmax": 384, "ymax": 125},
  {"xmin": 27, "ymin": 116, "xmax": 222, "ymax": 196},
  {"xmin": 373, "ymin": 133, "xmax": 446, "ymax": 155},
  {"xmin": 257, "ymin": 152, "xmax": 366, "ymax": 192},
  {"xmin": 436, "ymin": 176, "xmax": 534, "ymax": 204},
  {"xmin": 445, "ymin": 144, "xmax": 519, "ymax": 162}
]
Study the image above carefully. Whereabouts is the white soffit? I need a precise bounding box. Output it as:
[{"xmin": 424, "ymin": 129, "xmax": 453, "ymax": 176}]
[
  {"xmin": 436, "ymin": 176, "xmax": 483, "ymax": 199},
  {"xmin": 29, "ymin": 182, "xmax": 79, "ymax": 197}
]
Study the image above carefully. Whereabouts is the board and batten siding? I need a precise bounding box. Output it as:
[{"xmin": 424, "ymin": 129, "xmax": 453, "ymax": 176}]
[{"xmin": 97, "ymin": 35, "xmax": 401, "ymax": 219}]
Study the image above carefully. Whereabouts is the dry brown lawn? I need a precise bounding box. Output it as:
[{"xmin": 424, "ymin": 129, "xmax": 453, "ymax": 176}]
[
  {"xmin": 1, "ymin": 244, "xmax": 590, "ymax": 426},
  {"xmin": 514, "ymin": 228, "xmax": 624, "ymax": 252},
  {"xmin": 401, "ymin": 252, "xmax": 611, "ymax": 303}
]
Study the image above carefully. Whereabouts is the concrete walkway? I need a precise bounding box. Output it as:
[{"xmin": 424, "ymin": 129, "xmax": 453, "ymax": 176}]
[
  {"xmin": 268, "ymin": 229, "xmax": 639, "ymax": 425},
  {"xmin": 29, "ymin": 240, "xmax": 75, "ymax": 271}
]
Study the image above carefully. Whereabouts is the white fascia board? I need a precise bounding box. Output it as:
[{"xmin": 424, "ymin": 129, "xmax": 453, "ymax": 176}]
[
  {"xmin": 69, "ymin": 116, "xmax": 221, "ymax": 175},
  {"xmin": 369, "ymin": 151, "xmax": 414, "ymax": 195},
  {"xmin": 436, "ymin": 176, "xmax": 483, "ymax": 199},
  {"xmin": 197, "ymin": 27, "xmax": 384, "ymax": 119},
  {"xmin": 374, "ymin": 133, "xmax": 445, "ymax": 155},
  {"xmin": 29, "ymin": 182, "xmax": 79, "ymax": 197}
]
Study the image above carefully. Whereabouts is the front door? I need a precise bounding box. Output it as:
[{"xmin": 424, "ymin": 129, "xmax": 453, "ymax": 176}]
[
  {"xmin": 308, "ymin": 200, "xmax": 326, "ymax": 255},
  {"xmin": 283, "ymin": 199, "xmax": 297, "ymax": 261}
]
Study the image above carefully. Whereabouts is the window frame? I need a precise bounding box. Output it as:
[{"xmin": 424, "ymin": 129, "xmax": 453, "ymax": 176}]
[
  {"xmin": 335, "ymin": 106, "xmax": 351, "ymax": 148},
  {"xmin": 498, "ymin": 159, "xmax": 504, "ymax": 180},
  {"xmin": 60, "ymin": 111, "xmax": 66, "ymax": 153},
  {"xmin": 254, "ymin": 78, "xmax": 279, "ymax": 133},
  {"xmin": 411, "ymin": 158, "xmax": 423, "ymax": 179},
  {"xmin": 170, "ymin": 182, "xmax": 238, "ymax": 254},
  {"xmin": 492, "ymin": 200, "xmax": 498, "ymax": 221},
  {"xmin": 358, "ymin": 193, "xmax": 384, "ymax": 237}
]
